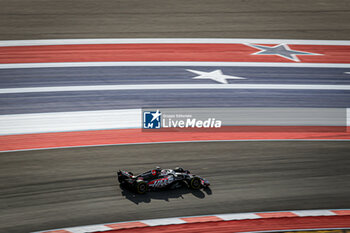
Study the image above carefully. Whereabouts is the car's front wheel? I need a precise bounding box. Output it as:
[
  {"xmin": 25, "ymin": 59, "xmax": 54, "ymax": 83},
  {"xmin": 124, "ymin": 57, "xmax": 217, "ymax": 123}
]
[{"xmin": 189, "ymin": 177, "xmax": 202, "ymax": 189}]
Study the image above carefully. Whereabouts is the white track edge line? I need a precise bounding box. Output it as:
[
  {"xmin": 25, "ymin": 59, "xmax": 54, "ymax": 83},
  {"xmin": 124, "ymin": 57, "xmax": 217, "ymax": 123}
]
[
  {"xmin": 1, "ymin": 62, "xmax": 350, "ymax": 69},
  {"xmin": 2, "ymin": 38, "xmax": 350, "ymax": 47},
  {"xmin": 2, "ymin": 84, "xmax": 350, "ymax": 94},
  {"xmin": 3, "ymin": 139, "xmax": 350, "ymax": 153}
]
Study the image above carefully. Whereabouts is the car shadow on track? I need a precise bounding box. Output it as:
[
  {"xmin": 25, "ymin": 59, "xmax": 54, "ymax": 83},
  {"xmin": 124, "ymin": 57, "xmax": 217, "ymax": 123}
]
[{"xmin": 119, "ymin": 184, "xmax": 212, "ymax": 204}]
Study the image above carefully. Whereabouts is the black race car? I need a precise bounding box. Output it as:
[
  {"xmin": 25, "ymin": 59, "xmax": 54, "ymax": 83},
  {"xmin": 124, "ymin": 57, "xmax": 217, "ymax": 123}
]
[{"xmin": 117, "ymin": 167, "xmax": 210, "ymax": 194}]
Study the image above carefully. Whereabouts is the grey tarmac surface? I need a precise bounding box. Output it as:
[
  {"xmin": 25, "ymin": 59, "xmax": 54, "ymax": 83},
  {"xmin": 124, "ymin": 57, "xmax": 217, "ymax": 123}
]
[
  {"xmin": 0, "ymin": 0, "xmax": 350, "ymax": 40},
  {"xmin": 0, "ymin": 141, "xmax": 350, "ymax": 233}
]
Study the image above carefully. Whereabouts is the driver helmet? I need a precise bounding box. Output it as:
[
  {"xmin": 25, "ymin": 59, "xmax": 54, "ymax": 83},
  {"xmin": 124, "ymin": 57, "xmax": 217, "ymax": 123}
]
[{"xmin": 175, "ymin": 167, "xmax": 184, "ymax": 172}]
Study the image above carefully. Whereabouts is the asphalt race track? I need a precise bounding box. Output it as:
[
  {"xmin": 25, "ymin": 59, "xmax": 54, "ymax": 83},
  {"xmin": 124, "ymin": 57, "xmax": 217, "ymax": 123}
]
[
  {"xmin": 1, "ymin": 142, "xmax": 350, "ymax": 233},
  {"xmin": 1, "ymin": 0, "xmax": 350, "ymax": 233},
  {"xmin": 0, "ymin": 0, "xmax": 350, "ymax": 40}
]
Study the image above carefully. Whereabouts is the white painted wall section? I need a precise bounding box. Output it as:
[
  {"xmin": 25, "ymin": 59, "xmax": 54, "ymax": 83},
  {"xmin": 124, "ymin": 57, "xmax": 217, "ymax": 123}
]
[{"xmin": 0, "ymin": 109, "xmax": 141, "ymax": 135}]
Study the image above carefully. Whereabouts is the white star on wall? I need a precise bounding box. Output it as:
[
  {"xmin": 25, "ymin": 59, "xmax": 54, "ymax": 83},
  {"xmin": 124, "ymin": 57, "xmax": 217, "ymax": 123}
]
[{"xmin": 187, "ymin": 69, "xmax": 246, "ymax": 84}]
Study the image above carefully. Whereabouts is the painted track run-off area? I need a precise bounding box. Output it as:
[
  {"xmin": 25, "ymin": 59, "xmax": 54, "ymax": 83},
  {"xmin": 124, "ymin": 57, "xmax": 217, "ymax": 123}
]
[
  {"xmin": 1, "ymin": 36, "xmax": 350, "ymax": 233},
  {"xmin": 1, "ymin": 39, "xmax": 350, "ymax": 152}
]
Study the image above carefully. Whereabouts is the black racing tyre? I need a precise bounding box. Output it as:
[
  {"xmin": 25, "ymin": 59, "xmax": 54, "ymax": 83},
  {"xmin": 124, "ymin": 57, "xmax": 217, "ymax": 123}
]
[
  {"xmin": 189, "ymin": 177, "xmax": 202, "ymax": 189},
  {"xmin": 134, "ymin": 180, "xmax": 148, "ymax": 194}
]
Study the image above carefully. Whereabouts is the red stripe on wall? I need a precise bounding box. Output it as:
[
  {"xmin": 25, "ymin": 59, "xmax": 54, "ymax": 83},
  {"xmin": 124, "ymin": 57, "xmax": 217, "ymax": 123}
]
[
  {"xmin": 1, "ymin": 127, "xmax": 349, "ymax": 152},
  {"xmin": 1, "ymin": 44, "xmax": 350, "ymax": 64}
]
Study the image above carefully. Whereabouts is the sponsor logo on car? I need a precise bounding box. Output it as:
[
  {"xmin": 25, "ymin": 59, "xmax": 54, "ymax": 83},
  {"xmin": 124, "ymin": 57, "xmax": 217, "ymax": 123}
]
[{"xmin": 149, "ymin": 176, "xmax": 174, "ymax": 187}]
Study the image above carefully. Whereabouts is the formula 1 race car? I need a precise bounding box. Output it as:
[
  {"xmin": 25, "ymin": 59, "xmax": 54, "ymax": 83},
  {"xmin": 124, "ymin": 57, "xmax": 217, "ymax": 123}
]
[{"xmin": 117, "ymin": 167, "xmax": 210, "ymax": 194}]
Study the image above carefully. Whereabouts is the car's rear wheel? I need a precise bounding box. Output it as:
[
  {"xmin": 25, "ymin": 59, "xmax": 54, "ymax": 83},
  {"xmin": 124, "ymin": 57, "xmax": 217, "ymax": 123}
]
[
  {"xmin": 134, "ymin": 180, "xmax": 148, "ymax": 194},
  {"xmin": 189, "ymin": 177, "xmax": 202, "ymax": 189},
  {"xmin": 117, "ymin": 172, "xmax": 125, "ymax": 184}
]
